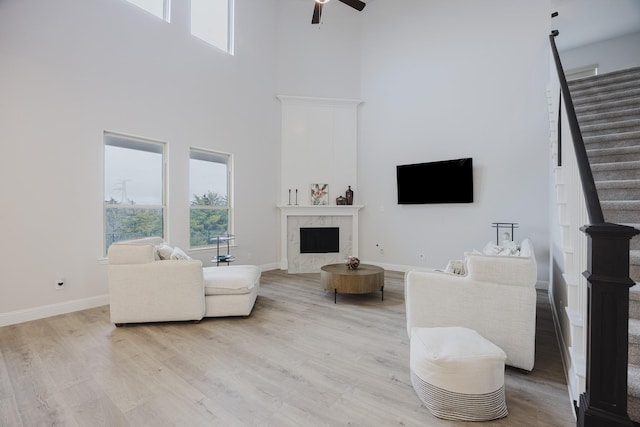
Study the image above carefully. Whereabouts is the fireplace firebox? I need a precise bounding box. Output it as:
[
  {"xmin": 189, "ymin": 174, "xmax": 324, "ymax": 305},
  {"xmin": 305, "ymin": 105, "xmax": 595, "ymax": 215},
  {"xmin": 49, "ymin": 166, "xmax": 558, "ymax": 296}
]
[{"xmin": 300, "ymin": 227, "xmax": 339, "ymax": 253}]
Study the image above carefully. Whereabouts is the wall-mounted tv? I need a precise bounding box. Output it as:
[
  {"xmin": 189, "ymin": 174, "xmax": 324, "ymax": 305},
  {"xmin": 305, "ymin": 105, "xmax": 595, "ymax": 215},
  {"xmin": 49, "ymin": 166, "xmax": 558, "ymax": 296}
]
[{"xmin": 396, "ymin": 158, "xmax": 473, "ymax": 204}]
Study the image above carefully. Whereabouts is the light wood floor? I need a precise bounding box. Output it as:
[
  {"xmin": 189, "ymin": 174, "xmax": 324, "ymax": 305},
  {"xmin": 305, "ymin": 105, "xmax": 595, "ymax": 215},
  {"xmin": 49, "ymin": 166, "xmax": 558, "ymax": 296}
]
[{"xmin": 0, "ymin": 270, "xmax": 575, "ymax": 426}]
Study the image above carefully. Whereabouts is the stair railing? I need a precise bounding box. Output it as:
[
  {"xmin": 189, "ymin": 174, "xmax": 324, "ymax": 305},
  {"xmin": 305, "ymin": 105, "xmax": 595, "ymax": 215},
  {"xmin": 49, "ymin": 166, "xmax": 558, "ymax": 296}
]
[{"xmin": 549, "ymin": 30, "xmax": 640, "ymax": 427}]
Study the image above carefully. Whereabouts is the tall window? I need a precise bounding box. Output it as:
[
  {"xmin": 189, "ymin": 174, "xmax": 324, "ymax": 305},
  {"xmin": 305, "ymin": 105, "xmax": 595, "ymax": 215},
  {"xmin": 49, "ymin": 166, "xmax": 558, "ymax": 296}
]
[
  {"xmin": 125, "ymin": 0, "xmax": 171, "ymax": 22},
  {"xmin": 104, "ymin": 133, "xmax": 166, "ymax": 254},
  {"xmin": 191, "ymin": 0, "xmax": 234, "ymax": 54},
  {"xmin": 189, "ymin": 148, "xmax": 231, "ymax": 248}
]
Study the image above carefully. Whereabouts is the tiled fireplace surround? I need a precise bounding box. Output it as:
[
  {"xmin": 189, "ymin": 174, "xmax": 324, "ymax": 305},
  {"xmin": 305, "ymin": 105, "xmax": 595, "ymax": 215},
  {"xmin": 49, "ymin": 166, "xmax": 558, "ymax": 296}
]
[{"xmin": 278, "ymin": 206, "xmax": 362, "ymax": 273}]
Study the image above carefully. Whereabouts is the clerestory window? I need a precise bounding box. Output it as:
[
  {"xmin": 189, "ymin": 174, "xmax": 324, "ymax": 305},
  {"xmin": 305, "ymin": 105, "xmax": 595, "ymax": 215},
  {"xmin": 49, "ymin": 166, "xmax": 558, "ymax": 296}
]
[
  {"xmin": 124, "ymin": 0, "xmax": 170, "ymax": 22},
  {"xmin": 190, "ymin": 0, "xmax": 234, "ymax": 54}
]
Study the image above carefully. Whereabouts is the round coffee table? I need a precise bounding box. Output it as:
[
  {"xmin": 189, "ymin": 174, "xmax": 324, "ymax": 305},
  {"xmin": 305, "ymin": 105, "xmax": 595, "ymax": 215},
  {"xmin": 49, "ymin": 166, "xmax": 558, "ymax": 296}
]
[{"xmin": 320, "ymin": 263, "xmax": 385, "ymax": 304}]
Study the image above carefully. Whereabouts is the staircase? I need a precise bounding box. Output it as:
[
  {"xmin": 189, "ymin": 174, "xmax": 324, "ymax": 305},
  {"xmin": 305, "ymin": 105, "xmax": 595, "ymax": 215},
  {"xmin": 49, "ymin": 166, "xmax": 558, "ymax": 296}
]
[{"xmin": 568, "ymin": 66, "xmax": 640, "ymax": 422}]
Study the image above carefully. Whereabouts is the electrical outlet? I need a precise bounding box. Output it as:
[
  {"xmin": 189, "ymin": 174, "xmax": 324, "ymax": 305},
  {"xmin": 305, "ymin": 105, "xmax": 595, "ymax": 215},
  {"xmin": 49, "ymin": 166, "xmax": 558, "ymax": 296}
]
[{"xmin": 55, "ymin": 278, "xmax": 65, "ymax": 291}]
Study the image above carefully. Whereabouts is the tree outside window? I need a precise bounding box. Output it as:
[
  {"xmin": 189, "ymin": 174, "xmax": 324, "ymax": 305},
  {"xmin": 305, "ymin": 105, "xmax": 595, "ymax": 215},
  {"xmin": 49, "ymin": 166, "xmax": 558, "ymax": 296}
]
[
  {"xmin": 190, "ymin": 148, "xmax": 231, "ymax": 248},
  {"xmin": 104, "ymin": 133, "xmax": 166, "ymax": 254}
]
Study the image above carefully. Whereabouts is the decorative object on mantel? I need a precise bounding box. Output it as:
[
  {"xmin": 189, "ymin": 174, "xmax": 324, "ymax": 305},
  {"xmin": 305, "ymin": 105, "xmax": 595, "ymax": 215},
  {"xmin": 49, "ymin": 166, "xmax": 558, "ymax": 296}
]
[
  {"xmin": 345, "ymin": 186, "xmax": 354, "ymax": 205},
  {"xmin": 288, "ymin": 189, "xmax": 292, "ymax": 205},
  {"xmin": 491, "ymin": 222, "xmax": 519, "ymax": 245},
  {"xmin": 295, "ymin": 189, "xmax": 298, "ymax": 205},
  {"xmin": 311, "ymin": 184, "xmax": 329, "ymax": 205},
  {"xmin": 336, "ymin": 196, "xmax": 346, "ymax": 205},
  {"xmin": 345, "ymin": 256, "xmax": 360, "ymax": 269}
]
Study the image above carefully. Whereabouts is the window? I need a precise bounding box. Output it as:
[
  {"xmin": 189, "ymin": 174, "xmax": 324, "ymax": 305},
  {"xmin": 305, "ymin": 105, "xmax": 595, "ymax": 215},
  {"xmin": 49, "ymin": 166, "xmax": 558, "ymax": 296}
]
[
  {"xmin": 189, "ymin": 148, "xmax": 231, "ymax": 248},
  {"xmin": 191, "ymin": 0, "xmax": 234, "ymax": 54},
  {"xmin": 125, "ymin": 0, "xmax": 170, "ymax": 22},
  {"xmin": 104, "ymin": 133, "xmax": 166, "ymax": 254}
]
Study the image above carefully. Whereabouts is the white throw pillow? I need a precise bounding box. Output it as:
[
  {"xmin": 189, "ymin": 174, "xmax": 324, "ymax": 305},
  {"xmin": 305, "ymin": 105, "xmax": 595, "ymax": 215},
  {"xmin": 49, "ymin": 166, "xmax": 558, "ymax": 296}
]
[
  {"xmin": 482, "ymin": 241, "xmax": 520, "ymax": 256},
  {"xmin": 445, "ymin": 260, "xmax": 467, "ymax": 275},
  {"xmin": 170, "ymin": 246, "xmax": 192, "ymax": 260},
  {"xmin": 156, "ymin": 244, "xmax": 174, "ymax": 260}
]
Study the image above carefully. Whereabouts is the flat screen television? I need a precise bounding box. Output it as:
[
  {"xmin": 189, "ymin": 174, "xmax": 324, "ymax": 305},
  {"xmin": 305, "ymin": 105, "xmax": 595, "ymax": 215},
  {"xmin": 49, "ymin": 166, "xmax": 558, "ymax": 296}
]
[{"xmin": 396, "ymin": 158, "xmax": 473, "ymax": 204}]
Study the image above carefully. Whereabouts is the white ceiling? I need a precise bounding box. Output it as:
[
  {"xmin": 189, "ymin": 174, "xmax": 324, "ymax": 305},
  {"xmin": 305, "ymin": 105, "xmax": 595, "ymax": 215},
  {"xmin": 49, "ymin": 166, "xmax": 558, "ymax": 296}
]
[{"xmin": 551, "ymin": 0, "xmax": 640, "ymax": 50}]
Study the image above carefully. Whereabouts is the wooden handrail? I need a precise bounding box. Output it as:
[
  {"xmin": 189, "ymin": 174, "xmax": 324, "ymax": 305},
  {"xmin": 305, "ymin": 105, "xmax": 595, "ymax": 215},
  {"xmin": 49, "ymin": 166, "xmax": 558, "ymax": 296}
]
[{"xmin": 549, "ymin": 31, "xmax": 605, "ymax": 224}]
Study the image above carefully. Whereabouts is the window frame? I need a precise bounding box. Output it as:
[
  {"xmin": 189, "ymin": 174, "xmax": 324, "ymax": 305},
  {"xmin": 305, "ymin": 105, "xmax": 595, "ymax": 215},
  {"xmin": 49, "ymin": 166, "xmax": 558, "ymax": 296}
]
[
  {"xmin": 103, "ymin": 132, "xmax": 168, "ymax": 255},
  {"xmin": 124, "ymin": 0, "xmax": 171, "ymax": 22},
  {"xmin": 189, "ymin": 147, "xmax": 233, "ymax": 250},
  {"xmin": 190, "ymin": 0, "xmax": 235, "ymax": 55}
]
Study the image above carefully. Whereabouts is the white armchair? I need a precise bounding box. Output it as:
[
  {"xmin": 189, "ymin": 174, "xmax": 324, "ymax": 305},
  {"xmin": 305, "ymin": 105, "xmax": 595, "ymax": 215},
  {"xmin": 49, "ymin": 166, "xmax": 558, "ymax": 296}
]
[{"xmin": 405, "ymin": 238, "xmax": 537, "ymax": 371}]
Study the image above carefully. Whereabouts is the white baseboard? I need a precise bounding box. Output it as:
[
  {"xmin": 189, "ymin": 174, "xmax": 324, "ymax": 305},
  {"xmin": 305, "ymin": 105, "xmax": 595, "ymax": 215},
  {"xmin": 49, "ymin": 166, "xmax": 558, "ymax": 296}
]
[
  {"xmin": 259, "ymin": 262, "xmax": 280, "ymax": 272},
  {"xmin": 548, "ymin": 289, "xmax": 578, "ymax": 418},
  {"xmin": 0, "ymin": 294, "xmax": 110, "ymax": 328}
]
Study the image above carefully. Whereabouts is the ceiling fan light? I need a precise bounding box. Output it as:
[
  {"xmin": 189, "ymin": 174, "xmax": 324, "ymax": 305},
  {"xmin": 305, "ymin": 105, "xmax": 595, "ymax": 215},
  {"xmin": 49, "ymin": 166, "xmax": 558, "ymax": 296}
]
[{"xmin": 316, "ymin": 0, "xmax": 330, "ymax": 4}]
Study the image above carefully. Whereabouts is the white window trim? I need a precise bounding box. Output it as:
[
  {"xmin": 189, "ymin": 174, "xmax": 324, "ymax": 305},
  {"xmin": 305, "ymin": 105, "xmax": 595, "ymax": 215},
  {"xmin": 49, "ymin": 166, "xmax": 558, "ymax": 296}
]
[
  {"xmin": 189, "ymin": 147, "xmax": 233, "ymax": 249},
  {"xmin": 103, "ymin": 131, "xmax": 168, "ymax": 256}
]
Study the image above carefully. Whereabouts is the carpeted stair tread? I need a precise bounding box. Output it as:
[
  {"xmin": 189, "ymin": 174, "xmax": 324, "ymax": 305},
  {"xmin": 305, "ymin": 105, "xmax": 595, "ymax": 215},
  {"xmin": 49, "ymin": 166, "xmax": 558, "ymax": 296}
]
[
  {"xmin": 580, "ymin": 118, "xmax": 640, "ymax": 137},
  {"xmin": 569, "ymin": 67, "xmax": 640, "ymax": 91},
  {"xmin": 575, "ymin": 96, "xmax": 640, "ymax": 115},
  {"xmin": 595, "ymin": 180, "xmax": 640, "ymax": 202},
  {"xmin": 568, "ymin": 67, "xmax": 640, "ymax": 90},
  {"xmin": 584, "ymin": 130, "xmax": 640, "ymax": 149},
  {"xmin": 571, "ymin": 79, "xmax": 640, "ymax": 100},
  {"xmin": 602, "ymin": 200, "xmax": 640, "ymax": 210},
  {"xmin": 602, "ymin": 201, "xmax": 640, "ymax": 224},
  {"xmin": 630, "ymin": 284, "xmax": 640, "ymax": 319},
  {"xmin": 578, "ymin": 107, "xmax": 640, "ymax": 126},
  {"xmin": 588, "ymin": 146, "xmax": 640, "ymax": 163},
  {"xmin": 630, "ymin": 319, "xmax": 640, "ymax": 367},
  {"xmin": 592, "ymin": 161, "xmax": 640, "ymax": 181},
  {"xmin": 631, "ymin": 316, "xmax": 640, "ymax": 335},
  {"xmin": 572, "ymin": 87, "xmax": 640, "ymax": 107},
  {"xmin": 630, "ymin": 363, "xmax": 640, "ymax": 397},
  {"xmin": 596, "ymin": 179, "xmax": 640, "ymax": 189},
  {"xmin": 592, "ymin": 161, "xmax": 640, "ymax": 171},
  {"xmin": 631, "ymin": 252, "xmax": 640, "ymax": 283},
  {"xmin": 628, "ymin": 363, "xmax": 640, "ymax": 423}
]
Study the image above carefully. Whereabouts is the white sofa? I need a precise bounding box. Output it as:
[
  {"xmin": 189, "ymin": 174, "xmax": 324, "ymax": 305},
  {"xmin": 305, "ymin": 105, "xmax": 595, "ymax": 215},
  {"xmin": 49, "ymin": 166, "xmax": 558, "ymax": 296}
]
[
  {"xmin": 108, "ymin": 237, "xmax": 260, "ymax": 325},
  {"xmin": 405, "ymin": 238, "xmax": 537, "ymax": 371}
]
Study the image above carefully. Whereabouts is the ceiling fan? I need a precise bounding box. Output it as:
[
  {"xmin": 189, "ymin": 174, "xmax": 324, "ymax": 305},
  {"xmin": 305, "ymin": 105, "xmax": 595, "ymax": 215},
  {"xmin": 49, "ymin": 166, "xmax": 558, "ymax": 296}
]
[{"xmin": 312, "ymin": 0, "xmax": 366, "ymax": 24}]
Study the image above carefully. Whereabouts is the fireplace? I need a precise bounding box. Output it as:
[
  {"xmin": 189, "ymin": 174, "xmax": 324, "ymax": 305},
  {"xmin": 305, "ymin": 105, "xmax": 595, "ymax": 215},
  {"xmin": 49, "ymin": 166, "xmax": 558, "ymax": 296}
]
[
  {"xmin": 278, "ymin": 205, "xmax": 362, "ymax": 273},
  {"xmin": 300, "ymin": 227, "xmax": 339, "ymax": 253}
]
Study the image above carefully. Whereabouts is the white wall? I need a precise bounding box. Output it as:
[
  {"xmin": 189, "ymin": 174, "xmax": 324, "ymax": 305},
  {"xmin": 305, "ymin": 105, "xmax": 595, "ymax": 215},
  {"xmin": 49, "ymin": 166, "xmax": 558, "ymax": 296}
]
[
  {"xmin": 356, "ymin": 0, "xmax": 552, "ymax": 279},
  {"xmin": 0, "ymin": 0, "xmax": 280, "ymax": 319},
  {"xmin": 1, "ymin": 0, "xmax": 556, "ymax": 323},
  {"xmin": 559, "ymin": 31, "xmax": 640, "ymax": 74},
  {"xmin": 276, "ymin": 0, "xmax": 362, "ymax": 99}
]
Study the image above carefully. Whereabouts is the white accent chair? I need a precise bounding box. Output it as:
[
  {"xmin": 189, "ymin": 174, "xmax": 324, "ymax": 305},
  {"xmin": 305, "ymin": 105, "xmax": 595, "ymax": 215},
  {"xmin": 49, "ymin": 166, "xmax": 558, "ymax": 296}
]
[
  {"xmin": 405, "ymin": 238, "xmax": 537, "ymax": 371},
  {"xmin": 108, "ymin": 237, "xmax": 260, "ymax": 325}
]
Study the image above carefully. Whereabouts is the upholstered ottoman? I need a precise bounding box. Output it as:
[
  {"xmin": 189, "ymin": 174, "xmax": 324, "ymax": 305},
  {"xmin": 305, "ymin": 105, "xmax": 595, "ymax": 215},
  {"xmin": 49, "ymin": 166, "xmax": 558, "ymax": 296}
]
[
  {"xmin": 410, "ymin": 326, "xmax": 508, "ymax": 421},
  {"xmin": 202, "ymin": 265, "xmax": 260, "ymax": 317}
]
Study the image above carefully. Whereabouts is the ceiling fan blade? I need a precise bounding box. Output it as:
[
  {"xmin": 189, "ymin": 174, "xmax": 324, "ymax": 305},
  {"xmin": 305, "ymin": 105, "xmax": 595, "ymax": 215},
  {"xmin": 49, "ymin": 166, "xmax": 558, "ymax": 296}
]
[
  {"xmin": 312, "ymin": 2, "xmax": 323, "ymax": 24},
  {"xmin": 338, "ymin": 0, "xmax": 366, "ymax": 12}
]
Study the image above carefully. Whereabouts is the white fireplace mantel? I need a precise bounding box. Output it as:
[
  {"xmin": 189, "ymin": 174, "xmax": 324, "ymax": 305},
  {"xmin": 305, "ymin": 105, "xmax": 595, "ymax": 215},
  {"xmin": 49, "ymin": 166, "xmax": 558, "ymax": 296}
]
[{"xmin": 277, "ymin": 205, "xmax": 363, "ymax": 270}]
